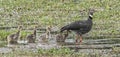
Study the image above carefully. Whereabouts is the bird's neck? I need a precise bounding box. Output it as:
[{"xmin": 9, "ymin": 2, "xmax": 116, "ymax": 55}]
[
  {"xmin": 16, "ymin": 29, "xmax": 21, "ymax": 38},
  {"xmin": 33, "ymin": 29, "xmax": 36, "ymax": 36},
  {"xmin": 46, "ymin": 31, "xmax": 51, "ymax": 39},
  {"xmin": 16, "ymin": 30, "xmax": 20, "ymax": 35},
  {"xmin": 88, "ymin": 14, "xmax": 93, "ymax": 20}
]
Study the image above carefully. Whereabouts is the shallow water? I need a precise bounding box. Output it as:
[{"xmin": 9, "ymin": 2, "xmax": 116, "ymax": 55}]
[
  {"xmin": 0, "ymin": 37, "xmax": 120, "ymax": 54},
  {"xmin": 0, "ymin": 32, "xmax": 120, "ymax": 54}
]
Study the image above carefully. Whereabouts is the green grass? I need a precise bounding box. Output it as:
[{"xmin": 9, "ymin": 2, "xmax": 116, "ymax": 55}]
[
  {"xmin": 0, "ymin": 0, "xmax": 119, "ymax": 43},
  {"xmin": 37, "ymin": 47, "xmax": 73, "ymax": 55},
  {"xmin": 0, "ymin": 0, "xmax": 120, "ymax": 42},
  {"xmin": 0, "ymin": 0, "xmax": 120, "ymax": 56},
  {"xmin": 0, "ymin": 30, "xmax": 29, "ymax": 40},
  {"xmin": 0, "ymin": 48, "xmax": 74, "ymax": 57},
  {"xmin": 0, "ymin": 0, "xmax": 120, "ymax": 36},
  {"xmin": 0, "ymin": 30, "xmax": 11, "ymax": 41},
  {"xmin": 0, "ymin": 41, "xmax": 7, "ymax": 47},
  {"xmin": 0, "ymin": 47, "xmax": 120, "ymax": 57},
  {"xmin": 112, "ymin": 47, "xmax": 120, "ymax": 54}
]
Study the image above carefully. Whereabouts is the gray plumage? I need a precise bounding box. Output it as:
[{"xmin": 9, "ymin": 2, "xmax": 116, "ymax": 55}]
[
  {"xmin": 7, "ymin": 26, "xmax": 22, "ymax": 44},
  {"xmin": 26, "ymin": 26, "xmax": 37, "ymax": 43}
]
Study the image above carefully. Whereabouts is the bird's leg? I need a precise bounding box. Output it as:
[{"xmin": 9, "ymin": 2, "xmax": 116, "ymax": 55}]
[
  {"xmin": 79, "ymin": 35, "xmax": 82, "ymax": 44},
  {"xmin": 75, "ymin": 35, "xmax": 79, "ymax": 45},
  {"xmin": 75, "ymin": 34, "xmax": 79, "ymax": 52}
]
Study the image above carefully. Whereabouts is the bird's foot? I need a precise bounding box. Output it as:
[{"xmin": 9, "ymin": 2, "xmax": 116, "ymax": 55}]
[
  {"xmin": 79, "ymin": 42, "xmax": 82, "ymax": 45},
  {"xmin": 75, "ymin": 42, "xmax": 80, "ymax": 45},
  {"xmin": 75, "ymin": 40, "xmax": 82, "ymax": 45},
  {"xmin": 79, "ymin": 38, "xmax": 82, "ymax": 44},
  {"xmin": 74, "ymin": 47, "xmax": 79, "ymax": 52}
]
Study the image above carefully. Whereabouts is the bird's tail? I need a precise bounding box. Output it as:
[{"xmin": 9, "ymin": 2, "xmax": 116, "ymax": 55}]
[{"xmin": 60, "ymin": 26, "xmax": 67, "ymax": 33}]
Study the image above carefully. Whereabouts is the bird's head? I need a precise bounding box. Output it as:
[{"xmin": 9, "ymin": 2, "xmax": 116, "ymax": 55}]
[
  {"xmin": 34, "ymin": 25, "xmax": 38, "ymax": 30},
  {"xmin": 89, "ymin": 9, "xmax": 96, "ymax": 15},
  {"xmin": 18, "ymin": 25, "xmax": 23, "ymax": 30},
  {"xmin": 46, "ymin": 25, "xmax": 52, "ymax": 32},
  {"xmin": 88, "ymin": 9, "xmax": 96, "ymax": 19}
]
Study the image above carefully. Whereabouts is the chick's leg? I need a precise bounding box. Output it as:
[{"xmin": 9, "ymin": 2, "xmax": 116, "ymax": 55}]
[{"xmin": 79, "ymin": 35, "xmax": 82, "ymax": 45}]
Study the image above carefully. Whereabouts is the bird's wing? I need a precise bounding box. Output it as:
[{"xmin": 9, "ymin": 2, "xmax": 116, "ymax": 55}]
[
  {"xmin": 66, "ymin": 20, "xmax": 89, "ymax": 30},
  {"xmin": 11, "ymin": 34, "xmax": 18, "ymax": 39},
  {"xmin": 60, "ymin": 20, "xmax": 89, "ymax": 32},
  {"xmin": 26, "ymin": 34, "xmax": 33, "ymax": 38}
]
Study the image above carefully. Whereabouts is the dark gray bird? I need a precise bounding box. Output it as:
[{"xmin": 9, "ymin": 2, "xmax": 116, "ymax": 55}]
[{"xmin": 60, "ymin": 10, "xmax": 95, "ymax": 44}]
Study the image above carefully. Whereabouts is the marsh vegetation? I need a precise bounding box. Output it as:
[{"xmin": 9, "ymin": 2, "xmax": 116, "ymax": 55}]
[{"xmin": 0, "ymin": 0, "xmax": 120, "ymax": 57}]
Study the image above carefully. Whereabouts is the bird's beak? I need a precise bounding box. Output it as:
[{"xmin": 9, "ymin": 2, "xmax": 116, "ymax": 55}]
[{"xmin": 89, "ymin": 8, "xmax": 97, "ymax": 13}]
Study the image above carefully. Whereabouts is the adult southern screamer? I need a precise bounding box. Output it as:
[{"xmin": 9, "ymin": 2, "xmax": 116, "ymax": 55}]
[{"xmin": 60, "ymin": 9, "xmax": 95, "ymax": 44}]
